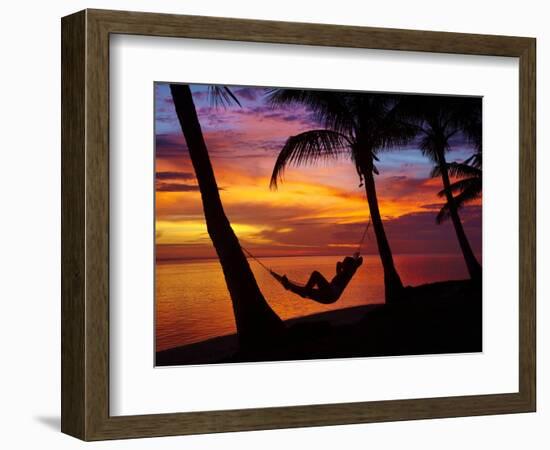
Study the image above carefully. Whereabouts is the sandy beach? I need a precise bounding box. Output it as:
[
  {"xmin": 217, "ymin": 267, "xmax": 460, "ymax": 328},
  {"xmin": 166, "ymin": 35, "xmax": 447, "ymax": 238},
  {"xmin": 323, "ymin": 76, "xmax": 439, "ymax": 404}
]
[{"xmin": 156, "ymin": 279, "xmax": 481, "ymax": 366}]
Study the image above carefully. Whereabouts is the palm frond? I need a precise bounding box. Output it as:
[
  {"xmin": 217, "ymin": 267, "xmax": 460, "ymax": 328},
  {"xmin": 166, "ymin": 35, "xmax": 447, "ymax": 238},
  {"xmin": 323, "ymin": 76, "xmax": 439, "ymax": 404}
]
[
  {"xmin": 392, "ymin": 95, "xmax": 482, "ymax": 160},
  {"xmin": 463, "ymin": 152, "xmax": 482, "ymax": 169},
  {"xmin": 207, "ymin": 86, "xmax": 241, "ymax": 108},
  {"xmin": 374, "ymin": 119, "xmax": 419, "ymax": 150},
  {"xmin": 436, "ymin": 181, "xmax": 481, "ymax": 223},
  {"xmin": 375, "ymin": 98, "xmax": 421, "ymax": 149},
  {"xmin": 452, "ymin": 185, "xmax": 482, "ymax": 206},
  {"xmin": 446, "ymin": 161, "xmax": 482, "ymax": 179},
  {"xmin": 266, "ymin": 88, "xmax": 356, "ymax": 136},
  {"xmin": 270, "ymin": 129, "xmax": 350, "ymax": 189},
  {"xmin": 437, "ymin": 177, "xmax": 481, "ymax": 197},
  {"xmin": 419, "ymin": 132, "xmax": 445, "ymax": 161},
  {"xmin": 430, "ymin": 164, "xmax": 442, "ymax": 178},
  {"xmin": 436, "ymin": 204, "xmax": 452, "ymax": 224},
  {"xmin": 454, "ymin": 97, "xmax": 482, "ymax": 152},
  {"xmin": 432, "ymin": 161, "xmax": 481, "ymax": 179}
]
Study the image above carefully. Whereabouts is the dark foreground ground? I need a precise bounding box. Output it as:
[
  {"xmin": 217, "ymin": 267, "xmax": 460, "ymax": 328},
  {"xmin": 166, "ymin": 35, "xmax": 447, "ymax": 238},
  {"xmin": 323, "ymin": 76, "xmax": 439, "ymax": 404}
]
[{"xmin": 156, "ymin": 279, "xmax": 482, "ymax": 366}]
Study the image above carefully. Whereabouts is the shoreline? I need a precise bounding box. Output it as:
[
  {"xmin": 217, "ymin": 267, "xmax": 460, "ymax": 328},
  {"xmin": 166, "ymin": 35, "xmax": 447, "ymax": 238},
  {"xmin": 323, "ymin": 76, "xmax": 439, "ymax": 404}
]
[
  {"xmin": 156, "ymin": 279, "xmax": 482, "ymax": 367},
  {"xmin": 156, "ymin": 252, "xmax": 478, "ymax": 265},
  {"xmin": 156, "ymin": 304, "xmax": 382, "ymax": 365}
]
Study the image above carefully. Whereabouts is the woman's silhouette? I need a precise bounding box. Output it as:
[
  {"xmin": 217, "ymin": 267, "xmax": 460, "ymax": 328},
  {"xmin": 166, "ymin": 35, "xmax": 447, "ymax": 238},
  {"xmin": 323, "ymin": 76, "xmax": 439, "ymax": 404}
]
[{"xmin": 274, "ymin": 254, "xmax": 363, "ymax": 304}]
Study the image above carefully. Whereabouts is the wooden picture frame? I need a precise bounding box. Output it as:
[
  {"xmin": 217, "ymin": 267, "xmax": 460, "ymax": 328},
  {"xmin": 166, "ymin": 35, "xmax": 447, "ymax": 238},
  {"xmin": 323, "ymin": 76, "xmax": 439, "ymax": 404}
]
[{"xmin": 61, "ymin": 9, "xmax": 536, "ymax": 440}]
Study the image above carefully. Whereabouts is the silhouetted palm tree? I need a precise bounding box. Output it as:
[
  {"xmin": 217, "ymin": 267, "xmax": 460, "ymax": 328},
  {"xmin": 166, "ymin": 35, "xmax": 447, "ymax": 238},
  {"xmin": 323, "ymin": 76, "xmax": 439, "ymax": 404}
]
[
  {"xmin": 432, "ymin": 151, "xmax": 481, "ymax": 223},
  {"xmin": 396, "ymin": 95, "xmax": 482, "ymax": 280},
  {"xmin": 268, "ymin": 89, "xmax": 416, "ymax": 303},
  {"xmin": 169, "ymin": 84, "xmax": 284, "ymax": 349}
]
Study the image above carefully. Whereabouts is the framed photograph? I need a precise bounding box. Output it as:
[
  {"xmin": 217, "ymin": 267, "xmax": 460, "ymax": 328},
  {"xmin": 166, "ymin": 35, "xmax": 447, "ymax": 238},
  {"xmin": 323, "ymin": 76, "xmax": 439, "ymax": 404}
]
[{"xmin": 61, "ymin": 9, "xmax": 536, "ymax": 440}]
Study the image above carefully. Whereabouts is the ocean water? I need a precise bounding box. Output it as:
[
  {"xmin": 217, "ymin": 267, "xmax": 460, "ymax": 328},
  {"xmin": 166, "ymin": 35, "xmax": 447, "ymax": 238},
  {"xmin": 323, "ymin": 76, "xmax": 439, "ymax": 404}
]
[{"xmin": 155, "ymin": 254, "xmax": 469, "ymax": 352}]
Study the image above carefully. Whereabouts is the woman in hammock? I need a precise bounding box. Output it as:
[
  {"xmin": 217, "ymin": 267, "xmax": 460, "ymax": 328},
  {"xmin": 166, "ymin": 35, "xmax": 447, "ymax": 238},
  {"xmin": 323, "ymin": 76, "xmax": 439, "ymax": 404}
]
[{"xmin": 274, "ymin": 253, "xmax": 363, "ymax": 304}]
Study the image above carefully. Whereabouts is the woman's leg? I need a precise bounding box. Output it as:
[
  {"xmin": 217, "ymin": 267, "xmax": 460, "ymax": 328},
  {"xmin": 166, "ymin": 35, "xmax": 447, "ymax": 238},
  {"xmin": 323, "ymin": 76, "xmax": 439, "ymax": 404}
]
[
  {"xmin": 305, "ymin": 271, "xmax": 331, "ymax": 291},
  {"xmin": 282, "ymin": 271, "xmax": 328, "ymax": 298},
  {"xmin": 283, "ymin": 280, "xmax": 309, "ymax": 298},
  {"xmin": 284, "ymin": 271, "xmax": 338, "ymax": 303},
  {"xmin": 302, "ymin": 271, "xmax": 339, "ymax": 304}
]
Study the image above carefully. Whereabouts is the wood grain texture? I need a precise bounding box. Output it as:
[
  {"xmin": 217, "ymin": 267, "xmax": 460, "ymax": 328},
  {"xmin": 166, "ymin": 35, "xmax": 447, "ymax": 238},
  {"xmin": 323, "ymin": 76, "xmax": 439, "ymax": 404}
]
[
  {"xmin": 89, "ymin": 8, "xmax": 532, "ymax": 56},
  {"xmin": 518, "ymin": 39, "xmax": 536, "ymax": 409},
  {"xmin": 60, "ymin": 8, "xmax": 537, "ymax": 441},
  {"xmin": 61, "ymin": 10, "xmax": 86, "ymax": 439},
  {"xmin": 84, "ymin": 10, "xmax": 111, "ymax": 440}
]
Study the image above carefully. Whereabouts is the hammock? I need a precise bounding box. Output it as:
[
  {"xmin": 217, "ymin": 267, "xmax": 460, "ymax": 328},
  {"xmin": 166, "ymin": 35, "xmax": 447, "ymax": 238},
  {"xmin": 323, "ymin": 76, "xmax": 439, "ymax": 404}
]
[{"xmin": 241, "ymin": 218, "xmax": 371, "ymax": 294}]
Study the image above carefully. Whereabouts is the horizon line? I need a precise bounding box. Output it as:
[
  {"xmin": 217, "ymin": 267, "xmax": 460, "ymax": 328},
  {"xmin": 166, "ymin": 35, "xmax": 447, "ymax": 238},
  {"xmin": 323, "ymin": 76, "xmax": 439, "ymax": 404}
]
[{"xmin": 155, "ymin": 251, "xmax": 480, "ymax": 264}]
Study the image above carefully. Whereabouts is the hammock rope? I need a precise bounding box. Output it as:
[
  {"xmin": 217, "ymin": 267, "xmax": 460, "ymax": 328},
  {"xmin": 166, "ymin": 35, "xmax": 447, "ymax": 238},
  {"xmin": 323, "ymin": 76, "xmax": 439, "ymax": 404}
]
[
  {"xmin": 241, "ymin": 217, "xmax": 371, "ymax": 281},
  {"xmin": 241, "ymin": 246, "xmax": 274, "ymax": 274},
  {"xmin": 355, "ymin": 218, "xmax": 371, "ymax": 255}
]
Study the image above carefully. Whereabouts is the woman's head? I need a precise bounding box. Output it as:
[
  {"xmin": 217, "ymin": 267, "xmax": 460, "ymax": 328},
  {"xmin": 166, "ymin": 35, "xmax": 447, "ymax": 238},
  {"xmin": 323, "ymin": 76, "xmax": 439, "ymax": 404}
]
[{"xmin": 342, "ymin": 256, "xmax": 360, "ymax": 271}]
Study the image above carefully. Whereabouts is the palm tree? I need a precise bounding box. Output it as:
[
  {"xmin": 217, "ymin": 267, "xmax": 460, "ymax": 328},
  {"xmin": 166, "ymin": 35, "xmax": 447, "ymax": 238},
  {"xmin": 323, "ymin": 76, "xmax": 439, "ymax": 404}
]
[
  {"xmin": 268, "ymin": 89, "xmax": 416, "ymax": 303},
  {"xmin": 432, "ymin": 151, "xmax": 481, "ymax": 224},
  {"xmin": 169, "ymin": 84, "xmax": 284, "ymax": 350},
  {"xmin": 397, "ymin": 95, "xmax": 482, "ymax": 280}
]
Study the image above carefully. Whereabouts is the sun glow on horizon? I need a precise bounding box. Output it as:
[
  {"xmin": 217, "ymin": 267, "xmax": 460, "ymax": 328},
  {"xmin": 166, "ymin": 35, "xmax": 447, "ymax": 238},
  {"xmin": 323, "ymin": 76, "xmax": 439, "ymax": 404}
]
[{"xmin": 155, "ymin": 83, "xmax": 482, "ymax": 259}]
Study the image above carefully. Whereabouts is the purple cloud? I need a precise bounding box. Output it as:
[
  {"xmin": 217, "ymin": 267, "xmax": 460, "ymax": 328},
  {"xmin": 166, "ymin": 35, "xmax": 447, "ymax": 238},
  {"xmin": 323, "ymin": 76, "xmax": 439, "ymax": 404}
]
[
  {"xmin": 156, "ymin": 182, "xmax": 200, "ymax": 192},
  {"xmin": 156, "ymin": 171, "xmax": 195, "ymax": 180}
]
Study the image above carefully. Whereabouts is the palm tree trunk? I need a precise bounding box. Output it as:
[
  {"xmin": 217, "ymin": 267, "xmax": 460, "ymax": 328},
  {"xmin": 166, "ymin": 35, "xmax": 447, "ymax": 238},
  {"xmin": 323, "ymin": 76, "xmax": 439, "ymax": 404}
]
[
  {"xmin": 169, "ymin": 84, "xmax": 284, "ymax": 349},
  {"xmin": 436, "ymin": 150, "xmax": 482, "ymax": 280},
  {"xmin": 361, "ymin": 165, "xmax": 404, "ymax": 303}
]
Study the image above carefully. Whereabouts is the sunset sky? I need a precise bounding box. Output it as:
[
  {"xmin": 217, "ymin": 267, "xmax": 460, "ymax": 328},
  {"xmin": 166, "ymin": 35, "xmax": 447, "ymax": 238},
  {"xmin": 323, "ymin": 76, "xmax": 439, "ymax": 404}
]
[{"xmin": 155, "ymin": 83, "xmax": 482, "ymax": 261}]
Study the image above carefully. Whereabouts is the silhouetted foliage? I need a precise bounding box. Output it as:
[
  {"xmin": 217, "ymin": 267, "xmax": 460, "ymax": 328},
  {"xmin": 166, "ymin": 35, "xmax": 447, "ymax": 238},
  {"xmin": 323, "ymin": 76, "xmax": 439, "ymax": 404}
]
[
  {"xmin": 169, "ymin": 84, "xmax": 284, "ymax": 350},
  {"xmin": 267, "ymin": 89, "xmax": 418, "ymax": 303},
  {"xmin": 432, "ymin": 152, "xmax": 482, "ymax": 223},
  {"xmin": 394, "ymin": 95, "xmax": 482, "ymax": 280}
]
